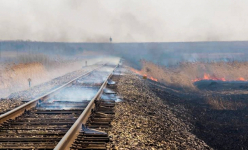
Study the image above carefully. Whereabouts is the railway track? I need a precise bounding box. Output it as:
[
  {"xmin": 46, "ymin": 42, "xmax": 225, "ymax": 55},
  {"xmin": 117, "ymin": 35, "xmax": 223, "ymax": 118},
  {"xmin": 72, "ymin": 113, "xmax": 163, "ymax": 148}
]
[
  {"xmin": 0, "ymin": 63, "xmax": 104, "ymax": 116},
  {"xmin": 0, "ymin": 62, "xmax": 121, "ymax": 150},
  {"xmin": 69, "ymin": 74, "xmax": 121, "ymax": 150}
]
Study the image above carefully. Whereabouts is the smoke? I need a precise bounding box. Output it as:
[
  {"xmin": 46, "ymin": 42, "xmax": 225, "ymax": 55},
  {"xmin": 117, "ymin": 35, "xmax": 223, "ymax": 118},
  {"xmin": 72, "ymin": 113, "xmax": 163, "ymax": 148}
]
[
  {"xmin": 53, "ymin": 87, "xmax": 99, "ymax": 102},
  {"xmin": 0, "ymin": 56, "xmax": 119, "ymax": 98},
  {"xmin": 0, "ymin": 0, "xmax": 248, "ymax": 42}
]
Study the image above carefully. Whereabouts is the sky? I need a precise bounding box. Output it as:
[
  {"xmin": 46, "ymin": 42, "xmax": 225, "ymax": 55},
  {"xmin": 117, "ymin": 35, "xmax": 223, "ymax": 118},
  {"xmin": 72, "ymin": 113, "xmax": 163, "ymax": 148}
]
[{"xmin": 0, "ymin": 0, "xmax": 247, "ymax": 42}]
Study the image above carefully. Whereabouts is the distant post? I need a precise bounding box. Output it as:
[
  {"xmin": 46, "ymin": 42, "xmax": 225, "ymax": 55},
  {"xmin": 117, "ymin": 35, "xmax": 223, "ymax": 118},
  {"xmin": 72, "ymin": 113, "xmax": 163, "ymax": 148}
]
[
  {"xmin": 143, "ymin": 75, "xmax": 147, "ymax": 84},
  {"xmin": 85, "ymin": 61, "xmax": 87, "ymax": 66},
  {"xmin": 28, "ymin": 78, "xmax": 31, "ymax": 88}
]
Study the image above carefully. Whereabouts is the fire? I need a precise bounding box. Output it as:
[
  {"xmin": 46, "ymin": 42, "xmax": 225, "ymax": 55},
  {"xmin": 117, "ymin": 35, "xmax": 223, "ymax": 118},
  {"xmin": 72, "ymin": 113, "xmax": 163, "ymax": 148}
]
[
  {"xmin": 193, "ymin": 73, "xmax": 247, "ymax": 82},
  {"xmin": 238, "ymin": 77, "xmax": 246, "ymax": 81},
  {"xmin": 150, "ymin": 76, "xmax": 158, "ymax": 82},
  {"xmin": 130, "ymin": 68, "xmax": 158, "ymax": 82}
]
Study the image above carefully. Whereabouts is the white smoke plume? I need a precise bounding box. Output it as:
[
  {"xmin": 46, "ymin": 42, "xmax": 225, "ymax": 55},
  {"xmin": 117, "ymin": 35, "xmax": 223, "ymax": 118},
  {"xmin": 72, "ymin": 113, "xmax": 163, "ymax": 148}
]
[{"xmin": 0, "ymin": 0, "xmax": 248, "ymax": 42}]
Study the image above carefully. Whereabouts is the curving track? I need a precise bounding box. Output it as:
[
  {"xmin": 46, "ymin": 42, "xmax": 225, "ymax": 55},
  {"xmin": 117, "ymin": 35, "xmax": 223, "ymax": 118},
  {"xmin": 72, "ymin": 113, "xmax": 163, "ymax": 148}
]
[{"xmin": 0, "ymin": 62, "xmax": 120, "ymax": 150}]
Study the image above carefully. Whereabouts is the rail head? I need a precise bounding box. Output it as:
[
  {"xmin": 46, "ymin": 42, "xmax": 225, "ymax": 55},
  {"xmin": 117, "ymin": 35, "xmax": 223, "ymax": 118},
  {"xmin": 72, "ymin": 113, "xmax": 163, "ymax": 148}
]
[
  {"xmin": 54, "ymin": 64, "xmax": 118, "ymax": 150},
  {"xmin": 0, "ymin": 64, "xmax": 105, "ymax": 124}
]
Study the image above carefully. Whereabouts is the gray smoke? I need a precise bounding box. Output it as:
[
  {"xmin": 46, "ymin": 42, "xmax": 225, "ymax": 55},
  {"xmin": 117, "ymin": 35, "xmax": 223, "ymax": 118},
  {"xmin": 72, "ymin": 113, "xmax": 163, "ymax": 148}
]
[{"xmin": 0, "ymin": 0, "xmax": 248, "ymax": 42}]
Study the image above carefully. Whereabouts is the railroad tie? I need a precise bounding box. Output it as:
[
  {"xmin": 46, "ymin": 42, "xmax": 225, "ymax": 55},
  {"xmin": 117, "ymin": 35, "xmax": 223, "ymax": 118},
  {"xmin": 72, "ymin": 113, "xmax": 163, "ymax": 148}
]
[{"xmin": 70, "ymin": 98, "xmax": 116, "ymax": 150}]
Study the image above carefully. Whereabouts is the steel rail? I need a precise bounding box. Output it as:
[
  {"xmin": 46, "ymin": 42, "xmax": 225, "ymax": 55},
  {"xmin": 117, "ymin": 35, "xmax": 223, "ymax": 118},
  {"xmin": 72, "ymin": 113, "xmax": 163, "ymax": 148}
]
[
  {"xmin": 54, "ymin": 64, "xmax": 118, "ymax": 150},
  {"xmin": 0, "ymin": 63, "xmax": 105, "ymax": 124}
]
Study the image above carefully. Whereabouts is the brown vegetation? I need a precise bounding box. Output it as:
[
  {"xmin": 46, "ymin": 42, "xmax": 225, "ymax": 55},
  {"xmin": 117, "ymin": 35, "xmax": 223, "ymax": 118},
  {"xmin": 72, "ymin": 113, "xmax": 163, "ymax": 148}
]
[
  {"xmin": 0, "ymin": 62, "xmax": 48, "ymax": 97},
  {"xmin": 139, "ymin": 60, "xmax": 248, "ymax": 90},
  {"xmin": 142, "ymin": 61, "xmax": 248, "ymax": 149},
  {"xmin": 16, "ymin": 53, "xmax": 54, "ymax": 67},
  {"xmin": 0, "ymin": 53, "xmax": 92, "ymax": 98},
  {"xmin": 137, "ymin": 60, "xmax": 248, "ymax": 111}
]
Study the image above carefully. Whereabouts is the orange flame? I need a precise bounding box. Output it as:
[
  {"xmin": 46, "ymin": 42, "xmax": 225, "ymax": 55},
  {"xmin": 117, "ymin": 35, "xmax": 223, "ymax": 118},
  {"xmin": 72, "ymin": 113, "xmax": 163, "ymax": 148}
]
[
  {"xmin": 238, "ymin": 77, "xmax": 246, "ymax": 81},
  {"xmin": 193, "ymin": 73, "xmax": 246, "ymax": 82},
  {"xmin": 130, "ymin": 68, "xmax": 158, "ymax": 82}
]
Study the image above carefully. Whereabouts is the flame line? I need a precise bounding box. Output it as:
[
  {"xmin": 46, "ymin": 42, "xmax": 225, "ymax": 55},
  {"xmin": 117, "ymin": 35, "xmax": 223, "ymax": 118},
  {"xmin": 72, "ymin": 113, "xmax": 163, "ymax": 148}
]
[
  {"xmin": 130, "ymin": 68, "xmax": 158, "ymax": 82},
  {"xmin": 193, "ymin": 73, "xmax": 246, "ymax": 82}
]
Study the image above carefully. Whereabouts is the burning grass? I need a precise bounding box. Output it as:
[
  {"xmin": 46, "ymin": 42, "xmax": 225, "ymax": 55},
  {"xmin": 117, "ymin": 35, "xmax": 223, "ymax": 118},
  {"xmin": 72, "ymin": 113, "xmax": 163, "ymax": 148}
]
[
  {"xmin": 193, "ymin": 73, "xmax": 247, "ymax": 82},
  {"xmin": 129, "ymin": 60, "xmax": 248, "ymax": 149},
  {"xmin": 130, "ymin": 68, "xmax": 158, "ymax": 81},
  {"xmin": 130, "ymin": 60, "xmax": 248, "ymax": 91}
]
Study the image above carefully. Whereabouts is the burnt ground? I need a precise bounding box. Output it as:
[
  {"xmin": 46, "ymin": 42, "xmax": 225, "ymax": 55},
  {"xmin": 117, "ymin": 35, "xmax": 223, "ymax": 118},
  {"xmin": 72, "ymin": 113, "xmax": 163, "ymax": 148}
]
[
  {"xmin": 149, "ymin": 80, "xmax": 248, "ymax": 150},
  {"xmin": 110, "ymin": 74, "xmax": 211, "ymax": 149},
  {"xmin": 194, "ymin": 80, "xmax": 248, "ymax": 91}
]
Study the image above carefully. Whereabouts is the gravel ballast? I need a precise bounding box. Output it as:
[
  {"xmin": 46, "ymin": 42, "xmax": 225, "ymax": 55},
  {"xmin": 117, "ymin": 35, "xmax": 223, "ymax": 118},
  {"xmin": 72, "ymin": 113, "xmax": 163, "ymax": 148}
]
[{"xmin": 110, "ymin": 74, "xmax": 212, "ymax": 149}]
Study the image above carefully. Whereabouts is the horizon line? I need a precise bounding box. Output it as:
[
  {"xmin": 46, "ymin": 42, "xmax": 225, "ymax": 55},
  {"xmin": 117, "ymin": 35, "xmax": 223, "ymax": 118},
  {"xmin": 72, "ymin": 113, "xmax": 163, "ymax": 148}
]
[{"xmin": 1, "ymin": 40, "xmax": 248, "ymax": 44}]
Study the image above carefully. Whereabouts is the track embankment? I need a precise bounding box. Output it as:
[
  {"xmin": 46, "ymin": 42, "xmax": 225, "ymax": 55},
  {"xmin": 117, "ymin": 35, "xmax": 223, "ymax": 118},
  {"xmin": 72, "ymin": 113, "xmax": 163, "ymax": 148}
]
[{"xmin": 110, "ymin": 74, "xmax": 212, "ymax": 149}]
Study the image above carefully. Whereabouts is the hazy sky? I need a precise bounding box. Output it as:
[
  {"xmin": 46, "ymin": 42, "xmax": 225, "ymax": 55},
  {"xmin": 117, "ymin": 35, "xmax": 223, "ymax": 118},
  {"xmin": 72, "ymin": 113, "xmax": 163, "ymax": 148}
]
[{"xmin": 0, "ymin": 0, "xmax": 247, "ymax": 42}]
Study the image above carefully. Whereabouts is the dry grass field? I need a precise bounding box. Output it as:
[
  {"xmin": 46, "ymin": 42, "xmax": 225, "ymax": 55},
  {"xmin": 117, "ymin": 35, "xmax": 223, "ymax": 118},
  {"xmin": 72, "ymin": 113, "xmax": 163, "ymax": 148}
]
[
  {"xmin": 138, "ymin": 60, "xmax": 248, "ymax": 149},
  {"xmin": 0, "ymin": 52, "xmax": 105, "ymax": 98},
  {"xmin": 138, "ymin": 60, "xmax": 248, "ymax": 91}
]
